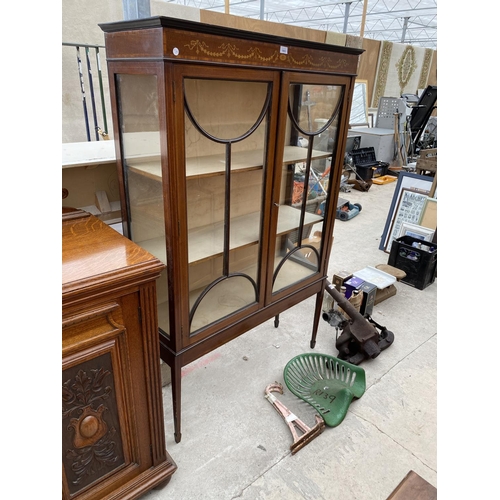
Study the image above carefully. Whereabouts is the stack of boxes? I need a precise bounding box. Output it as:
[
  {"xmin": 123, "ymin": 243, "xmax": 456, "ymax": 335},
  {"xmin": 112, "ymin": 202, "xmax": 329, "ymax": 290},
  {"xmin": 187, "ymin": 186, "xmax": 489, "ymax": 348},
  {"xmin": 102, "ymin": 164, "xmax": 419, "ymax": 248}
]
[
  {"xmin": 333, "ymin": 271, "xmax": 378, "ymax": 317},
  {"xmin": 333, "ymin": 265, "xmax": 402, "ymax": 318}
]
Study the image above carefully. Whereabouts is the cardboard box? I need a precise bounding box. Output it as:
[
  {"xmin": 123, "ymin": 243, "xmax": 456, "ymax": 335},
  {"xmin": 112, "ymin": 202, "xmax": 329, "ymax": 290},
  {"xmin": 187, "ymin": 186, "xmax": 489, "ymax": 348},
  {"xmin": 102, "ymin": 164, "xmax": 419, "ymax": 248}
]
[
  {"xmin": 333, "ymin": 270, "xmax": 353, "ymax": 291},
  {"xmin": 344, "ymin": 276, "xmax": 364, "ymax": 299},
  {"xmin": 374, "ymin": 284, "xmax": 397, "ymax": 305},
  {"xmin": 348, "ymin": 289, "xmax": 364, "ymax": 313},
  {"xmin": 359, "ymin": 281, "xmax": 377, "ymax": 316}
]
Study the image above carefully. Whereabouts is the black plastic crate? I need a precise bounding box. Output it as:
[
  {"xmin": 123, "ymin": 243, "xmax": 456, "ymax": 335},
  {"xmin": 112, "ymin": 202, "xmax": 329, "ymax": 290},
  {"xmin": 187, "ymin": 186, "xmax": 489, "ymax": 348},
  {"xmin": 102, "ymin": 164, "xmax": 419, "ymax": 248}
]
[{"xmin": 388, "ymin": 235, "xmax": 437, "ymax": 290}]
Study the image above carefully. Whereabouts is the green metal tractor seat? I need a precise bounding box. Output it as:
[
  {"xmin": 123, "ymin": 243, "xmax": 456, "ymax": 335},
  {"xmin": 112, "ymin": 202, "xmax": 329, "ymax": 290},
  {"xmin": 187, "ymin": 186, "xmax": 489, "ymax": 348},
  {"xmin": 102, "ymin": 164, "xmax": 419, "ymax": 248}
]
[{"xmin": 283, "ymin": 353, "xmax": 366, "ymax": 427}]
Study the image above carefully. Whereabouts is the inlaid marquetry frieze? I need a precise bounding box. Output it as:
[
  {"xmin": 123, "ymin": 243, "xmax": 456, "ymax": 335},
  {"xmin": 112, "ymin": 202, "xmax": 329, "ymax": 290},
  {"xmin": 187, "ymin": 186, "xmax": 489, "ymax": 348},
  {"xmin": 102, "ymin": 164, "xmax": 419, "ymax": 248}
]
[
  {"xmin": 288, "ymin": 53, "xmax": 350, "ymax": 71},
  {"xmin": 165, "ymin": 30, "xmax": 357, "ymax": 74},
  {"xmin": 183, "ymin": 40, "xmax": 280, "ymax": 63}
]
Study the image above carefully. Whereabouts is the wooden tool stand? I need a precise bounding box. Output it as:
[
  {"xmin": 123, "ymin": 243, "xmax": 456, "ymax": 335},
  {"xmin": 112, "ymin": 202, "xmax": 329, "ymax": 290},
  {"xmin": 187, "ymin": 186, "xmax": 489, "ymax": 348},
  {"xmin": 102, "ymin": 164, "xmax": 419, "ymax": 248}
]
[
  {"xmin": 100, "ymin": 16, "xmax": 363, "ymax": 443},
  {"xmin": 62, "ymin": 211, "xmax": 177, "ymax": 499}
]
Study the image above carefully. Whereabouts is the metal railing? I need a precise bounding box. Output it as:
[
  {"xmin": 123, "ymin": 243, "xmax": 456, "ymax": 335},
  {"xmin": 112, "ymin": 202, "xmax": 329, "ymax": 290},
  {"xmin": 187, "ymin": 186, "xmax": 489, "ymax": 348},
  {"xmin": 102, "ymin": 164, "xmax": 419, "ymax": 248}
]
[{"xmin": 62, "ymin": 42, "xmax": 109, "ymax": 142}]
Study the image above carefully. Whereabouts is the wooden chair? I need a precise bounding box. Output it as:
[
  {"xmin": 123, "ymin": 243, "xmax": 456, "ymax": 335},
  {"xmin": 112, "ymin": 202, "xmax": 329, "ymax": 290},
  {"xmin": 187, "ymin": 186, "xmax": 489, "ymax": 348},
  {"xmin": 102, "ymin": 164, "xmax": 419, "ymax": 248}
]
[{"xmin": 415, "ymin": 148, "xmax": 437, "ymax": 176}]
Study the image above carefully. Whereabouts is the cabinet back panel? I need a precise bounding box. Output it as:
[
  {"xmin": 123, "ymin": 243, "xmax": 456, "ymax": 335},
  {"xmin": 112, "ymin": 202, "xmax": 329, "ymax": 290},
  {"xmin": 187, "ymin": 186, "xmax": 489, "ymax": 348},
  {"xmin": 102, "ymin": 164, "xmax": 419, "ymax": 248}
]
[
  {"xmin": 184, "ymin": 79, "xmax": 269, "ymax": 158},
  {"xmin": 186, "ymin": 169, "xmax": 263, "ymax": 229}
]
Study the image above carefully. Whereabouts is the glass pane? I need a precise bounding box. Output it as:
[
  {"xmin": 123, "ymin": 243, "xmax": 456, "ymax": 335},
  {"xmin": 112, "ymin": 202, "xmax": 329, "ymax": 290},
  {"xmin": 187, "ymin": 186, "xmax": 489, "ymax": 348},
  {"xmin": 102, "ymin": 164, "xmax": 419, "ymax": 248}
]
[
  {"xmin": 184, "ymin": 78, "xmax": 270, "ymax": 334},
  {"xmin": 273, "ymin": 82, "xmax": 343, "ymax": 294},
  {"xmin": 190, "ymin": 276, "xmax": 257, "ymax": 332},
  {"xmin": 288, "ymin": 84, "xmax": 342, "ymax": 135},
  {"xmin": 184, "ymin": 79, "xmax": 267, "ymax": 141},
  {"xmin": 116, "ymin": 74, "xmax": 169, "ymax": 335}
]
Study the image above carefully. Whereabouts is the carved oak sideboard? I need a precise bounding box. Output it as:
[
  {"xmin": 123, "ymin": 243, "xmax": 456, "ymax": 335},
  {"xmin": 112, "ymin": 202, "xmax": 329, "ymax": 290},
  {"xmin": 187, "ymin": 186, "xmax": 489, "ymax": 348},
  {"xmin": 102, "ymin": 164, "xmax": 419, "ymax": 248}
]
[{"xmin": 62, "ymin": 210, "xmax": 177, "ymax": 500}]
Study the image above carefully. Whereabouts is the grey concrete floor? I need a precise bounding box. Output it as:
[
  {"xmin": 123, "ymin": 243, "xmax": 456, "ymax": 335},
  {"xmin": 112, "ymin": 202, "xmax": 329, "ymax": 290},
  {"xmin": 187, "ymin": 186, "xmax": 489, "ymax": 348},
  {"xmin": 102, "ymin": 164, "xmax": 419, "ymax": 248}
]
[{"xmin": 145, "ymin": 179, "xmax": 437, "ymax": 500}]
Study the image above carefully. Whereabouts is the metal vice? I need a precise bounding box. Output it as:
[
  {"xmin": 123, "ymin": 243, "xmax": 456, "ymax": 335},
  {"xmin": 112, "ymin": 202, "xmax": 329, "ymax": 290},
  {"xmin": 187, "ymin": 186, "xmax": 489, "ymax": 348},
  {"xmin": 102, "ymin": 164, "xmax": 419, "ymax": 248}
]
[{"xmin": 323, "ymin": 281, "xmax": 394, "ymax": 365}]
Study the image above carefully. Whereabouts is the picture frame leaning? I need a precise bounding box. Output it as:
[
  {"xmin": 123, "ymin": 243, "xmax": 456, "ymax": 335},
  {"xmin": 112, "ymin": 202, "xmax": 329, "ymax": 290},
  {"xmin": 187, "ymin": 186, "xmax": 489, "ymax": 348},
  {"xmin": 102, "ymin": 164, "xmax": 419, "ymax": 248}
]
[
  {"xmin": 379, "ymin": 172, "xmax": 434, "ymax": 253},
  {"xmin": 398, "ymin": 222, "xmax": 435, "ymax": 242}
]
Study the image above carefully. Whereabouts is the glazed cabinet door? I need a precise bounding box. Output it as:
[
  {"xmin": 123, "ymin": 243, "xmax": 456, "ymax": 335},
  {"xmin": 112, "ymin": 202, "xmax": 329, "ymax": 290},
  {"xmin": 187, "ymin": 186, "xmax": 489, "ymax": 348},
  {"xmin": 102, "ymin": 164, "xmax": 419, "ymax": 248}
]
[
  {"xmin": 268, "ymin": 72, "xmax": 352, "ymax": 300},
  {"xmin": 110, "ymin": 61, "xmax": 352, "ymax": 353},
  {"xmin": 173, "ymin": 65, "xmax": 280, "ymax": 343},
  {"xmin": 112, "ymin": 65, "xmax": 173, "ymax": 340}
]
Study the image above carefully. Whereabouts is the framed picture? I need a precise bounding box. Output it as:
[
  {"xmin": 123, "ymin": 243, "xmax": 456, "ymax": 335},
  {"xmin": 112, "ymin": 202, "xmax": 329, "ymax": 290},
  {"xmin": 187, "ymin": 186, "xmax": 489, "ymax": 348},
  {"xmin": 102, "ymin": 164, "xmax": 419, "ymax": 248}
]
[
  {"xmin": 379, "ymin": 172, "xmax": 434, "ymax": 252},
  {"xmin": 384, "ymin": 188, "xmax": 429, "ymax": 253},
  {"xmin": 419, "ymin": 197, "xmax": 437, "ymax": 230},
  {"xmin": 398, "ymin": 222, "xmax": 435, "ymax": 241}
]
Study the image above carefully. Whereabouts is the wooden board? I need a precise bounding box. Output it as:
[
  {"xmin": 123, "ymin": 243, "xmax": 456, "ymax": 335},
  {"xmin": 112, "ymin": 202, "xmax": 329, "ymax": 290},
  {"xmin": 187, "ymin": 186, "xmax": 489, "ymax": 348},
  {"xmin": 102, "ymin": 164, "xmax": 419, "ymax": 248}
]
[
  {"xmin": 387, "ymin": 470, "xmax": 437, "ymax": 500},
  {"xmin": 358, "ymin": 38, "xmax": 381, "ymax": 106},
  {"xmin": 200, "ymin": 10, "xmax": 327, "ymax": 44}
]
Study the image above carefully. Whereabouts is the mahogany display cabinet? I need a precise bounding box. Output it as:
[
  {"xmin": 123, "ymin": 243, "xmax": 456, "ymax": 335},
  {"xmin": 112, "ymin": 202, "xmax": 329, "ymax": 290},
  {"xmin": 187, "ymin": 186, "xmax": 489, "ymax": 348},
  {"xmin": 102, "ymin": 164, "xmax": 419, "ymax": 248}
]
[
  {"xmin": 100, "ymin": 16, "xmax": 363, "ymax": 443},
  {"xmin": 62, "ymin": 210, "xmax": 177, "ymax": 499}
]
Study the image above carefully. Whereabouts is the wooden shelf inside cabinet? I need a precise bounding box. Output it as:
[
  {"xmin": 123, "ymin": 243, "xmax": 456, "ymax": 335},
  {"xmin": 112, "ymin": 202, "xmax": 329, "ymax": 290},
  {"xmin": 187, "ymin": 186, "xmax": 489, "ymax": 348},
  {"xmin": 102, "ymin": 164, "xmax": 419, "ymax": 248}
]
[
  {"xmin": 283, "ymin": 146, "xmax": 332, "ymax": 165},
  {"xmin": 136, "ymin": 205, "xmax": 323, "ymax": 266},
  {"xmin": 128, "ymin": 145, "xmax": 332, "ymax": 181}
]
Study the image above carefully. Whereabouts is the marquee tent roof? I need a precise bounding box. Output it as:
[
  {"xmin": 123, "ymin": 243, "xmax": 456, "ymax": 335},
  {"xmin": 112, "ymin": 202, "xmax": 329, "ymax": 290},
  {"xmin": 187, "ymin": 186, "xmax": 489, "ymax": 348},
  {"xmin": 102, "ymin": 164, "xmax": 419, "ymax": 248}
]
[{"xmin": 166, "ymin": 0, "xmax": 437, "ymax": 49}]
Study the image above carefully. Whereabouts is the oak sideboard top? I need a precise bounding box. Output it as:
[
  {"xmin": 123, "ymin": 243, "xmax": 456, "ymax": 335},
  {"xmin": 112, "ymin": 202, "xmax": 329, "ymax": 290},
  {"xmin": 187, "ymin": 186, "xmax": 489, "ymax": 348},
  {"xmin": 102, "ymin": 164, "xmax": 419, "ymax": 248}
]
[{"xmin": 62, "ymin": 211, "xmax": 165, "ymax": 301}]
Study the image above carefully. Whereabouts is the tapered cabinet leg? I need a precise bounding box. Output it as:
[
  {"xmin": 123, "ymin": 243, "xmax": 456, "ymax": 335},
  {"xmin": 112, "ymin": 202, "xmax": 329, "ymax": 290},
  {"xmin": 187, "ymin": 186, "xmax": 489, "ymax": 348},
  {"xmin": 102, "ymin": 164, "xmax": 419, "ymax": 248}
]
[
  {"xmin": 310, "ymin": 289, "xmax": 324, "ymax": 348},
  {"xmin": 171, "ymin": 359, "xmax": 182, "ymax": 443}
]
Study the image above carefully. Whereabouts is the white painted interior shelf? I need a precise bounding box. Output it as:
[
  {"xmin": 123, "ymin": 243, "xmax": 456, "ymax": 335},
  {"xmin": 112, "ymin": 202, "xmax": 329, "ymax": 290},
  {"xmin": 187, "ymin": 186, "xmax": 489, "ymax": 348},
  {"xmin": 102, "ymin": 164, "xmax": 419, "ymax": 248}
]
[
  {"xmin": 128, "ymin": 145, "xmax": 331, "ymax": 180},
  {"xmin": 62, "ymin": 134, "xmax": 331, "ymax": 177},
  {"xmin": 138, "ymin": 205, "xmax": 322, "ymax": 266},
  {"xmin": 62, "ymin": 134, "xmax": 328, "ymax": 244}
]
